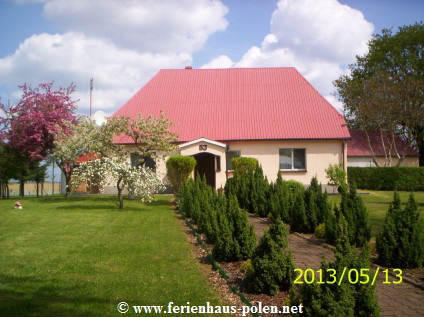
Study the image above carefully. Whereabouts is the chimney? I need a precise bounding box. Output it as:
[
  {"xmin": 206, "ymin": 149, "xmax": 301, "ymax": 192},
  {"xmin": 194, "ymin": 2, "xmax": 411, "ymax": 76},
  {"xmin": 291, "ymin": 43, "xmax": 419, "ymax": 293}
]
[{"xmin": 185, "ymin": 66, "xmax": 192, "ymax": 69}]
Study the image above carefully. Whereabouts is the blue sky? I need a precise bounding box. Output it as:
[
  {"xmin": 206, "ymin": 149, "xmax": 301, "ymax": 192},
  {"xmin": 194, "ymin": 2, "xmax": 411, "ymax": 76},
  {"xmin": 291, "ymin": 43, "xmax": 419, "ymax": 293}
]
[{"xmin": 0, "ymin": 0, "xmax": 423, "ymax": 117}]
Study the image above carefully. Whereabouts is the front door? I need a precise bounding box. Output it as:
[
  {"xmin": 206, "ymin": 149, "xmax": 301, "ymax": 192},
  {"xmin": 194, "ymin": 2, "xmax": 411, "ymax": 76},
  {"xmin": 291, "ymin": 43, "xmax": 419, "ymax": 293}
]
[{"xmin": 193, "ymin": 152, "xmax": 215, "ymax": 188}]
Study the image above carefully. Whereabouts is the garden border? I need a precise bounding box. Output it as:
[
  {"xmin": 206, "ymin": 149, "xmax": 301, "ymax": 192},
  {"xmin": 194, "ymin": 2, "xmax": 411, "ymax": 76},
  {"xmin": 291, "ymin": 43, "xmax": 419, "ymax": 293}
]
[{"xmin": 180, "ymin": 210, "xmax": 260, "ymax": 317}]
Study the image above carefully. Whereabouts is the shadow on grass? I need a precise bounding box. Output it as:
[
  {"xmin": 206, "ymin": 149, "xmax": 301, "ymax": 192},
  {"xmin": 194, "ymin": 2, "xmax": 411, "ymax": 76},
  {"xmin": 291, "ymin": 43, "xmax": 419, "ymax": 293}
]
[{"xmin": 0, "ymin": 274, "xmax": 109, "ymax": 317}]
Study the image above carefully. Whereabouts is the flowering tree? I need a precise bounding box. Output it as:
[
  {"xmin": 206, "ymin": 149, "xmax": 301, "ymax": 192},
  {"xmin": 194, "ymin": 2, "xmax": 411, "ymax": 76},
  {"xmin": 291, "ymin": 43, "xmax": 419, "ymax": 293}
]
[
  {"xmin": 0, "ymin": 82, "xmax": 77, "ymax": 160},
  {"xmin": 52, "ymin": 116, "xmax": 124, "ymax": 195},
  {"xmin": 71, "ymin": 157, "xmax": 164, "ymax": 209}
]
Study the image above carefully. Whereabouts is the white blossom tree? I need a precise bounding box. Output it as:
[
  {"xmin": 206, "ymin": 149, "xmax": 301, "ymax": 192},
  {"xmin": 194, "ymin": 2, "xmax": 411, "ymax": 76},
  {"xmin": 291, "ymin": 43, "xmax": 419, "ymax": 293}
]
[{"xmin": 71, "ymin": 157, "xmax": 164, "ymax": 209}]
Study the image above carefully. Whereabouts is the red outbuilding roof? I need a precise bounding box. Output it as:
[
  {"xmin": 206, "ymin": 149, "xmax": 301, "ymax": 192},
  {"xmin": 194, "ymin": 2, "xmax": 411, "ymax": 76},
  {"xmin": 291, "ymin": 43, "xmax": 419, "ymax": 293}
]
[
  {"xmin": 76, "ymin": 153, "xmax": 97, "ymax": 163},
  {"xmin": 347, "ymin": 130, "xmax": 419, "ymax": 157},
  {"xmin": 113, "ymin": 67, "xmax": 350, "ymax": 143}
]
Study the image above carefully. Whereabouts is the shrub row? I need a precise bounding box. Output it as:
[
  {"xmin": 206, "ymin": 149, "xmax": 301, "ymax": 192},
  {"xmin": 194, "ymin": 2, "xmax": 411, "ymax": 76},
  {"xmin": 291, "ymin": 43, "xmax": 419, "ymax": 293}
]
[
  {"xmin": 226, "ymin": 164, "xmax": 372, "ymax": 248},
  {"xmin": 348, "ymin": 167, "xmax": 424, "ymax": 191},
  {"xmin": 179, "ymin": 176, "xmax": 256, "ymax": 262}
]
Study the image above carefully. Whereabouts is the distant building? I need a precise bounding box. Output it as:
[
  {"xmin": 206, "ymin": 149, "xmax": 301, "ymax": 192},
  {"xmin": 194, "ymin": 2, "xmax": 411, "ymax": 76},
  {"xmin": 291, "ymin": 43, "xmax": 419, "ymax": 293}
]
[{"xmin": 347, "ymin": 130, "xmax": 419, "ymax": 167}]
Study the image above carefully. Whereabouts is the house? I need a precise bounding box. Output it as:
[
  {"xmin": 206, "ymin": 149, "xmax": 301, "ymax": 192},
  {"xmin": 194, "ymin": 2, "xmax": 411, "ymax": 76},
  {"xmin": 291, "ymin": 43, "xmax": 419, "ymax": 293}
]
[
  {"xmin": 111, "ymin": 67, "xmax": 351, "ymax": 190},
  {"xmin": 347, "ymin": 129, "xmax": 419, "ymax": 167}
]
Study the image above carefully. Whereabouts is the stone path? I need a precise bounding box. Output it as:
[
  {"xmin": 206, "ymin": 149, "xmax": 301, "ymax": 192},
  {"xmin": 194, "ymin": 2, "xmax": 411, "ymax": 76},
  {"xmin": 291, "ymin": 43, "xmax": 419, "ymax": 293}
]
[{"xmin": 248, "ymin": 215, "xmax": 424, "ymax": 317}]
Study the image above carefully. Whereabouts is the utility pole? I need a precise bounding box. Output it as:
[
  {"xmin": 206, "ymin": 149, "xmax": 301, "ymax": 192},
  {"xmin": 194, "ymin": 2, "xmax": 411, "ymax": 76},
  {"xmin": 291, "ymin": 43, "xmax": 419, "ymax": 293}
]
[{"xmin": 90, "ymin": 77, "xmax": 94, "ymax": 118}]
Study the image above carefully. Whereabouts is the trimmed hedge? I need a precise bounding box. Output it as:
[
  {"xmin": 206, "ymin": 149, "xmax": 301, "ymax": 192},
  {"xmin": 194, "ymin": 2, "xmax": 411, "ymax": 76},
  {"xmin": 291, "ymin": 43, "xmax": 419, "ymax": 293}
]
[
  {"xmin": 232, "ymin": 157, "xmax": 258, "ymax": 176},
  {"xmin": 348, "ymin": 167, "xmax": 424, "ymax": 191},
  {"xmin": 166, "ymin": 155, "xmax": 196, "ymax": 193}
]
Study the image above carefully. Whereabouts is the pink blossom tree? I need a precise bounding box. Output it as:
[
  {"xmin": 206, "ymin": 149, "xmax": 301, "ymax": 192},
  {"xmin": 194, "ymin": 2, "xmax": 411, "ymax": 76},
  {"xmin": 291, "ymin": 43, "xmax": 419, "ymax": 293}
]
[{"xmin": 1, "ymin": 82, "xmax": 78, "ymax": 160}]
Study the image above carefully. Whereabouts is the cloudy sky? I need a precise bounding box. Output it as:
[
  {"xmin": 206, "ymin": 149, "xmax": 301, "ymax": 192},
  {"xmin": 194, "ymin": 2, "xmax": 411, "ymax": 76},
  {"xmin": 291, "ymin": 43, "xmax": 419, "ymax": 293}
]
[{"xmin": 1, "ymin": 0, "xmax": 423, "ymax": 117}]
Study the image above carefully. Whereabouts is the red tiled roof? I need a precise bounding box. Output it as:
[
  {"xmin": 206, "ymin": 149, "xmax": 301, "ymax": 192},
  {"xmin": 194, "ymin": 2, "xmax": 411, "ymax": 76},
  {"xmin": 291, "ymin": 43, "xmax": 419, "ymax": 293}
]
[
  {"xmin": 347, "ymin": 130, "xmax": 419, "ymax": 157},
  {"xmin": 76, "ymin": 153, "xmax": 97, "ymax": 163},
  {"xmin": 113, "ymin": 67, "xmax": 350, "ymax": 143}
]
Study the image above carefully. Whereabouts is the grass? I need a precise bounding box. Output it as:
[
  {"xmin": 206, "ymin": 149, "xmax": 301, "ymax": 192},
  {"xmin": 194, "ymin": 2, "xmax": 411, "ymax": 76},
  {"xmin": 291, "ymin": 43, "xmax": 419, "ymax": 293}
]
[
  {"xmin": 327, "ymin": 190, "xmax": 424, "ymax": 237},
  {"xmin": 0, "ymin": 195, "xmax": 226, "ymax": 316}
]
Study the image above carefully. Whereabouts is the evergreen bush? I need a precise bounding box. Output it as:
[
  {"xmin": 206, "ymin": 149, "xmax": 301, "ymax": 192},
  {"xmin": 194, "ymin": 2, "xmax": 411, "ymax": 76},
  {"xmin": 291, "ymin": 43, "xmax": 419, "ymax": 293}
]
[
  {"xmin": 227, "ymin": 195, "xmax": 257, "ymax": 259},
  {"xmin": 269, "ymin": 173, "xmax": 291, "ymax": 222},
  {"xmin": 376, "ymin": 192, "xmax": 424, "ymax": 268},
  {"xmin": 245, "ymin": 230, "xmax": 294, "ymax": 295},
  {"xmin": 289, "ymin": 191, "xmax": 308, "ymax": 233},
  {"xmin": 232, "ymin": 157, "xmax": 258, "ymax": 176},
  {"xmin": 166, "ymin": 155, "xmax": 196, "ymax": 193},
  {"xmin": 291, "ymin": 216, "xmax": 380, "ymax": 317},
  {"xmin": 339, "ymin": 184, "xmax": 371, "ymax": 247}
]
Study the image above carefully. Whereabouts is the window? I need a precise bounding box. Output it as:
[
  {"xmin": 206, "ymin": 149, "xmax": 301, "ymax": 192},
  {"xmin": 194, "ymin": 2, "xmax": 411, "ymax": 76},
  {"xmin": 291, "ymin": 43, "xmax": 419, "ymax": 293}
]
[
  {"xmin": 130, "ymin": 153, "xmax": 156, "ymax": 172},
  {"xmin": 226, "ymin": 151, "xmax": 240, "ymax": 171},
  {"xmin": 279, "ymin": 148, "xmax": 306, "ymax": 170},
  {"xmin": 216, "ymin": 156, "xmax": 221, "ymax": 171}
]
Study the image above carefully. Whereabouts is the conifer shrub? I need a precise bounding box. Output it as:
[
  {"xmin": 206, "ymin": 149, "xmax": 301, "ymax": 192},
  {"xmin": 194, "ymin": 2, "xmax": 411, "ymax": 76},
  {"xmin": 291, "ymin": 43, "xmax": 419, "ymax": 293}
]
[
  {"xmin": 314, "ymin": 223, "xmax": 326, "ymax": 239},
  {"xmin": 269, "ymin": 173, "xmax": 291, "ymax": 222},
  {"xmin": 376, "ymin": 192, "xmax": 424, "ymax": 268},
  {"xmin": 291, "ymin": 216, "xmax": 380, "ymax": 317},
  {"xmin": 285, "ymin": 180, "xmax": 305, "ymax": 193},
  {"xmin": 250, "ymin": 164, "xmax": 271, "ymax": 217},
  {"xmin": 339, "ymin": 184, "xmax": 371, "ymax": 247},
  {"xmin": 227, "ymin": 195, "xmax": 257, "ymax": 259},
  {"xmin": 268, "ymin": 219, "xmax": 289, "ymax": 249},
  {"xmin": 245, "ymin": 229, "xmax": 294, "ymax": 295},
  {"xmin": 213, "ymin": 203, "xmax": 240, "ymax": 261},
  {"xmin": 289, "ymin": 191, "xmax": 309, "ymax": 233},
  {"xmin": 166, "ymin": 155, "xmax": 196, "ymax": 193}
]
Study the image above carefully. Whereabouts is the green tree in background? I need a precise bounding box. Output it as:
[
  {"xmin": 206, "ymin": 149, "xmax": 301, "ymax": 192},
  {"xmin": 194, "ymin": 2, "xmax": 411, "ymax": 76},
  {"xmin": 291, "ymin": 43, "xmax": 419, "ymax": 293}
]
[{"xmin": 334, "ymin": 23, "xmax": 424, "ymax": 166}]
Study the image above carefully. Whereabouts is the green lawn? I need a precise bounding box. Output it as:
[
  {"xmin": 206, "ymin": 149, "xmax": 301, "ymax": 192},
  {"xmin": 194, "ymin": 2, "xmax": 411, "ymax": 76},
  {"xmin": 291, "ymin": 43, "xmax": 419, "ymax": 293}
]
[
  {"xmin": 0, "ymin": 195, "xmax": 225, "ymax": 316},
  {"xmin": 327, "ymin": 191, "xmax": 424, "ymax": 237}
]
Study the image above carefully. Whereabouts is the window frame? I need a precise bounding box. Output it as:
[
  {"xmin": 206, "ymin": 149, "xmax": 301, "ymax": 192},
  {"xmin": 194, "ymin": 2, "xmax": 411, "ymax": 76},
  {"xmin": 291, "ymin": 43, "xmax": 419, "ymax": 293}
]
[
  {"xmin": 279, "ymin": 148, "xmax": 307, "ymax": 171},
  {"xmin": 226, "ymin": 150, "xmax": 240, "ymax": 172},
  {"xmin": 130, "ymin": 152, "xmax": 157, "ymax": 172}
]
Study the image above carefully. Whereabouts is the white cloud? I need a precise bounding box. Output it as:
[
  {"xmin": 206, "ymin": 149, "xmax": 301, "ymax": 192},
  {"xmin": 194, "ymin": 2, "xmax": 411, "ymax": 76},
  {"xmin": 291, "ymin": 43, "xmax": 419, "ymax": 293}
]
[
  {"xmin": 270, "ymin": 0, "xmax": 373, "ymax": 62},
  {"xmin": 43, "ymin": 0, "xmax": 228, "ymax": 53},
  {"xmin": 1, "ymin": 0, "xmax": 229, "ymax": 114},
  {"xmin": 0, "ymin": 32, "xmax": 192, "ymax": 112},
  {"xmin": 200, "ymin": 54, "xmax": 234, "ymax": 69},
  {"xmin": 202, "ymin": 0, "xmax": 374, "ymax": 109}
]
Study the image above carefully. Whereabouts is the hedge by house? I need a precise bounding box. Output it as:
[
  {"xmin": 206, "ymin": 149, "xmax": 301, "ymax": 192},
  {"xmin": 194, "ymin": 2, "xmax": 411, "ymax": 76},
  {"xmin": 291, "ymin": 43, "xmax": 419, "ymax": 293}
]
[
  {"xmin": 232, "ymin": 157, "xmax": 258, "ymax": 176},
  {"xmin": 166, "ymin": 155, "xmax": 196, "ymax": 193},
  {"xmin": 348, "ymin": 167, "xmax": 424, "ymax": 191}
]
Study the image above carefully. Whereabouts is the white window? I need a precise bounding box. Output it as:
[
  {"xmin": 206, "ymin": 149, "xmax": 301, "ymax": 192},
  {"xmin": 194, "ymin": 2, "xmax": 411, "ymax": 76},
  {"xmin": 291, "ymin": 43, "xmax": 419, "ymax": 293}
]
[{"xmin": 279, "ymin": 148, "xmax": 306, "ymax": 170}]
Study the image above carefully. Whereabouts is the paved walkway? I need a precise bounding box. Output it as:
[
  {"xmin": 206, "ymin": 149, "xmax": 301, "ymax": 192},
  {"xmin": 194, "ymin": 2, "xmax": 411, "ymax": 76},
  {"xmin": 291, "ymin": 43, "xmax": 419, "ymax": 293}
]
[{"xmin": 249, "ymin": 216, "xmax": 424, "ymax": 317}]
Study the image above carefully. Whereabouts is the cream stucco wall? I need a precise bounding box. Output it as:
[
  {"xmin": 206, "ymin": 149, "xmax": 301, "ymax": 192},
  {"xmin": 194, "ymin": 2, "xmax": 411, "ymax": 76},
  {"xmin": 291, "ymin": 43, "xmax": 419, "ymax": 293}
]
[
  {"xmin": 226, "ymin": 140, "xmax": 344, "ymax": 185},
  {"xmin": 103, "ymin": 139, "xmax": 345, "ymax": 193}
]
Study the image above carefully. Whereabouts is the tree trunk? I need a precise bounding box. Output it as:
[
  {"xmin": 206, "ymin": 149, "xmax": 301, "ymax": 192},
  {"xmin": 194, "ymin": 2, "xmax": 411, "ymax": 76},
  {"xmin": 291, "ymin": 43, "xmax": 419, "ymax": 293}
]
[
  {"xmin": 417, "ymin": 126, "xmax": 424, "ymax": 167},
  {"xmin": 19, "ymin": 176, "xmax": 25, "ymax": 197},
  {"xmin": 117, "ymin": 177, "xmax": 124, "ymax": 209},
  {"xmin": 36, "ymin": 181, "xmax": 40, "ymax": 198},
  {"xmin": 6, "ymin": 183, "xmax": 9, "ymax": 199}
]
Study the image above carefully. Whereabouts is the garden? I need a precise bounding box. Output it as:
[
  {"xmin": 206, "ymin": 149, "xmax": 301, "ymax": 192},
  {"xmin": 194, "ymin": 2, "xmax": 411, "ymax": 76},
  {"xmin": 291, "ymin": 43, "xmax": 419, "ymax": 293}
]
[{"xmin": 168, "ymin": 154, "xmax": 424, "ymax": 316}]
